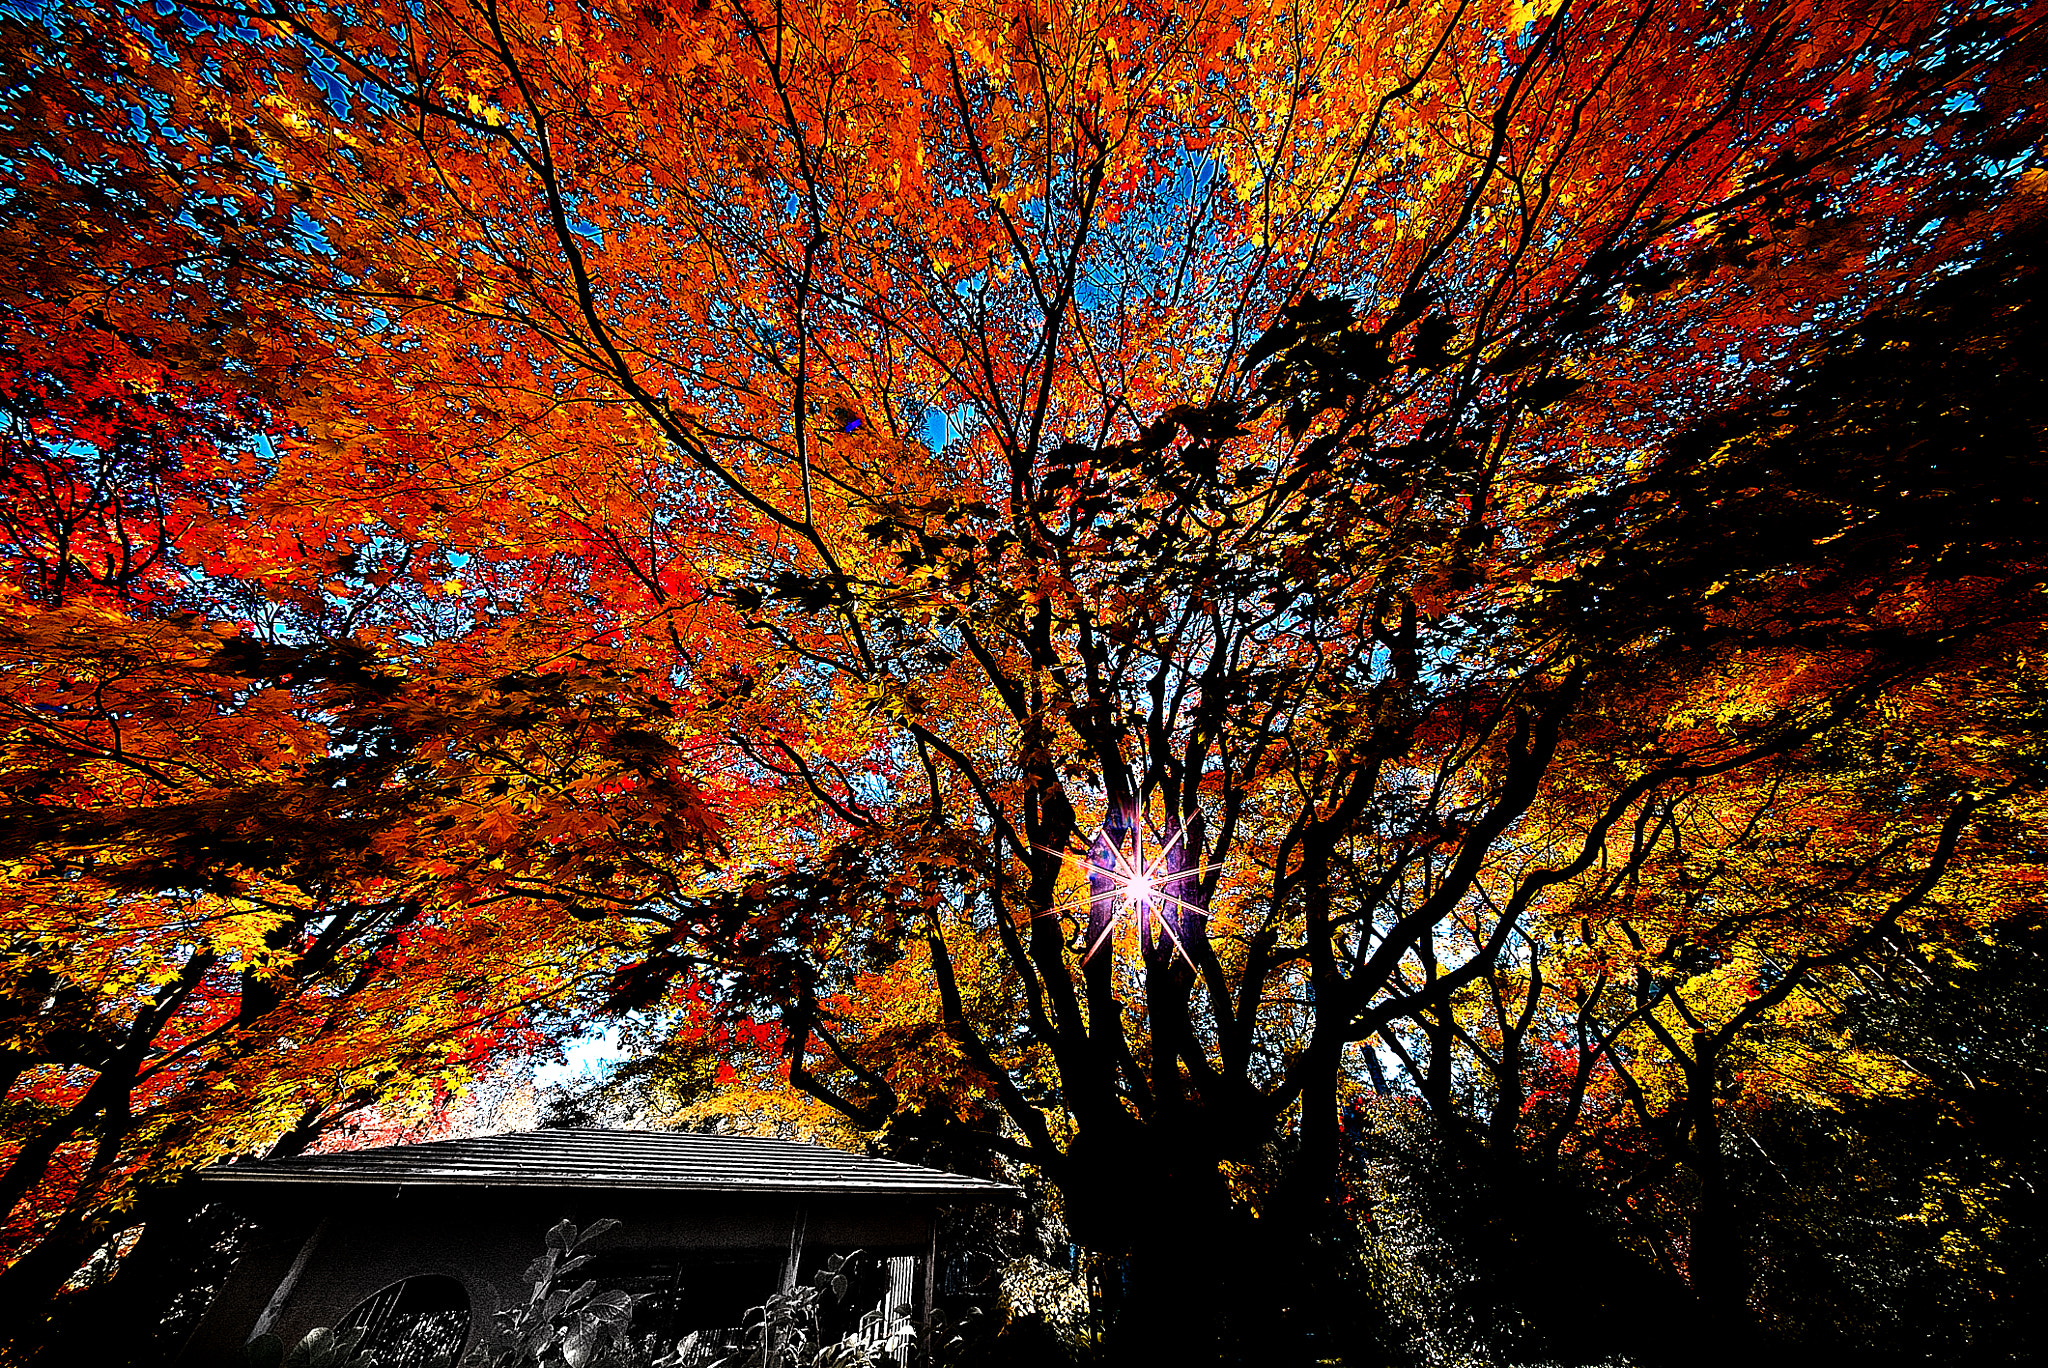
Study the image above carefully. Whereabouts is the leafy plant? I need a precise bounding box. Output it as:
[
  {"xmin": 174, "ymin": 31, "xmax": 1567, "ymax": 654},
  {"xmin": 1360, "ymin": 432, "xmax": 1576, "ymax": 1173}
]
[
  {"xmin": 231, "ymin": 1227, "xmax": 946, "ymax": 1368},
  {"xmin": 705, "ymin": 1250, "xmax": 911, "ymax": 1368},
  {"xmin": 481, "ymin": 1219, "xmax": 637, "ymax": 1368},
  {"xmin": 243, "ymin": 1325, "xmax": 367, "ymax": 1368}
]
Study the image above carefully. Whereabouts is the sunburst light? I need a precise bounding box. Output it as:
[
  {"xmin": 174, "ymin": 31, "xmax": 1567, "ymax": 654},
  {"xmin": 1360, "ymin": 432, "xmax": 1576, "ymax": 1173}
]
[{"xmin": 1038, "ymin": 816, "xmax": 1228, "ymax": 967}]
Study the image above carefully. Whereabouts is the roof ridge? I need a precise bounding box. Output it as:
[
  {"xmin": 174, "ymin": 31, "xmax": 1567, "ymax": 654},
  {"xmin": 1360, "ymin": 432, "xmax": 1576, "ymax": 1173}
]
[{"xmin": 202, "ymin": 1127, "xmax": 1018, "ymax": 1199}]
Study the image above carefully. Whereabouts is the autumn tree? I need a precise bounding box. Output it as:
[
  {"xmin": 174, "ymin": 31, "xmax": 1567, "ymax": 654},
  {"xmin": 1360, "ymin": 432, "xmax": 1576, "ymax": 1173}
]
[
  {"xmin": 0, "ymin": 597, "xmax": 730, "ymax": 1359},
  {"xmin": 12, "ymin": 0, "xmax": 2048, "ymax": 1360},
  {"xmin": 0, "ymin": 19, "xmax": 755, "ymax": 1358},
  {"xmin": 1390, "ymin": 218, "xmax": 2048, "ymax": 1359}
]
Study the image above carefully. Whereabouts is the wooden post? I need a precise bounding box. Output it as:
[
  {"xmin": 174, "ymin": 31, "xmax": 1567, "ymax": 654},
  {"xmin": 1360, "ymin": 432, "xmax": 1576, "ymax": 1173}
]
[
  {"xmin": 920, "ymin": 1210, "xmax": 938, "ymax": 1365},
  {"xmin": 247, "ymin": 1214, "xmax": 329, "ymax": 1344},
  {"xmin": 780, "ymin": 1202, "xmax": 808, "ymax": 1291},
  {"xmin": 769, "ymin": 1202, "xmax": 808, "ymax": 1368}
]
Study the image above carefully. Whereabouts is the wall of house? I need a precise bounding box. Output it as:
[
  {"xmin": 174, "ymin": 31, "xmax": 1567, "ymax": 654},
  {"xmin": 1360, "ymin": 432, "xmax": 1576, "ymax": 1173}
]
[{"xmin": 174, "ymin": 1187, "xmax": 936, "ymax": 1365}]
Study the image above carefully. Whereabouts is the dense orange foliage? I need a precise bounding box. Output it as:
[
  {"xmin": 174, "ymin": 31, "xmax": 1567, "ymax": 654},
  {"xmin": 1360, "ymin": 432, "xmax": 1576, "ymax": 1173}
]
[{"xmin": 4, "ymin": 0, "xmax": 2047, "ymax": 1357}]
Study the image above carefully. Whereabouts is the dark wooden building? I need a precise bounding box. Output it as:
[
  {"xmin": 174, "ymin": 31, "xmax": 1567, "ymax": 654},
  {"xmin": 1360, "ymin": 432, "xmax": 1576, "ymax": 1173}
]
[{"xmin": 178, "ymin": 1128, "xmax": 1015, "ymax": 1367}]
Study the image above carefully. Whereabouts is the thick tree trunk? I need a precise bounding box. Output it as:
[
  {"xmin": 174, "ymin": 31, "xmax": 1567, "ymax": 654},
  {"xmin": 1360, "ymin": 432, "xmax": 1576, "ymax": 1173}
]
[
  {"xmin": 1061, "ymin": 1134, "xmax": 1254, "ymax": 1364},
  {"xmin": 0, "ymin": 1206, "xmax": 102, "ymax": 1358},
  {"xmin": 35, "ymin": 1186, "xmax": 248, "ymax": 1367},
  {"xmin": 1114, "ymin": 1183, "xmax": 1299, "ymax": 1364},
  {"xmin": 1481, "ymin": 1152, "xmax": 1696, "ymax": 1367},
  {"xmin": 1118, "ymin": 1216, "xmax": 1226, "ymax": 1362},
  {"xmin": 1682, "ymin": 1057, "xmax": 1755, "ymax": 1364},
  {"xmin": 1686, "ymin": 1157, "xmax": 1752, "ymax": 1343}
]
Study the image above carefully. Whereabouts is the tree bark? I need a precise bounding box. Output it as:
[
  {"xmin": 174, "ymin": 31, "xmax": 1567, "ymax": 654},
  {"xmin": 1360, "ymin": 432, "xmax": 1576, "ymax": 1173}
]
[
  {"xmin": 0, "ymin": 1206, "xmax": 102, "ymax": 1357},
  {"xmin": 34, "ymin": 1186, "xmax": 249, "ymax": 1367},
  {"xmin": 1682, "ymin": 1050, "xmax": 1755, "ymax": 1364},
  {"xmin": 1106, "ymin": 1166, "xmax": 1238, "ymax": 1364}
]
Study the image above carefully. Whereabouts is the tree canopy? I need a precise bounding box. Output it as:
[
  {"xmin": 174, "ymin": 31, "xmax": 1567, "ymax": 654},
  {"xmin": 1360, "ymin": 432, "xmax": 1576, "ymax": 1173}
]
[{"xmin": 3, "ymin": 0, "xmax": 2046, "ymax": 1361}]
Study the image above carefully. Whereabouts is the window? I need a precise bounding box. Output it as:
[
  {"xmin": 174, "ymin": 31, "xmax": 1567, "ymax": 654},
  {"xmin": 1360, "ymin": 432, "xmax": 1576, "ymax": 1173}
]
[
  {"xmin": 336, "ymin": 1275, "xmax": 470, "ymax": 1368},
  {"xmin": 573, "ymin": 1249, "xmax": 784, "ymax": 1357}
]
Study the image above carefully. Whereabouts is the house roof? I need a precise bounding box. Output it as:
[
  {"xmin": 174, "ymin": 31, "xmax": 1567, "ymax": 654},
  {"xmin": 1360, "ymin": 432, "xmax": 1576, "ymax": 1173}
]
[{"xmin": 198, "ymin": 1128, "xmax": 1017, "ymax": 1200}]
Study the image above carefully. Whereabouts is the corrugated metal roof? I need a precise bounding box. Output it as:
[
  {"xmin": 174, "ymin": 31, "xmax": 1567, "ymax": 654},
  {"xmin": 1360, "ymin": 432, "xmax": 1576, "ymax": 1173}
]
[{"xmin": 198, "ymin": 1128, "xmax": 1016, "ymax": 1199}]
